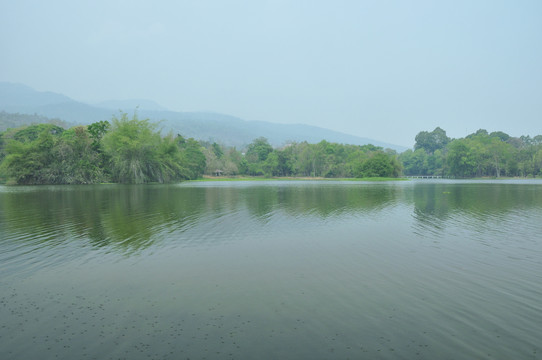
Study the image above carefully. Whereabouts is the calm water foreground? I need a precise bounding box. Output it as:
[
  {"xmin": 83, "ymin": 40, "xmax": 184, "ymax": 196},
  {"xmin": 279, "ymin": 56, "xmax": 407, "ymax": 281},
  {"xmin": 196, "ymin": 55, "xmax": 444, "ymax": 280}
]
[{"xmin": 1, "ymin": 180, "xmax": 541, "ymax": 360}]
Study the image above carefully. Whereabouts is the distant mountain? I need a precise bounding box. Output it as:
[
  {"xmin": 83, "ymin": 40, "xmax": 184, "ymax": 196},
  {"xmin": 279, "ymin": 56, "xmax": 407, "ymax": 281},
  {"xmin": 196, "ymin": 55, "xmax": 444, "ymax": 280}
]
[
  {"xmin": 0, "ymin": 82, "xmax": 112, "ymax": 123},
  {"xmin": 146, "ymin": 111, "xmax": 405, "ymax": 150},
  {"xmin": 0, "ymin": 111, "xmax": 75, "ymax": 132},
  {"xmin": 0, "ymin": 82, "xmax": 407, "ymax": 152},
  {"xmin": 95, "ymin": 99, "xmax": 169, "ymax": 112},
  {"xmin": 0, "ymin": 82, "xmax": 72, "ymax": 108}
]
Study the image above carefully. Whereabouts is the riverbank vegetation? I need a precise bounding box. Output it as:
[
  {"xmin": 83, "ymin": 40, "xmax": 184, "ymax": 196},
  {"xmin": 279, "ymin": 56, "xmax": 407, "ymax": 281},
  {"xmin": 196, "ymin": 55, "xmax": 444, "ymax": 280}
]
[
  {"xmin": 0, "ymin": 113, "xmax": 401, "ymax": 184},
  {"xmin": 0, "ymin": 113, "xmax": 206, "ymax": 184},
  {"xmin": 401, "ymin": 127, "xmax": 542, "ymax": 178},
  {"xmin": 1, "ymin": 113, "xmax": 541, "ymax": 184},
  {"xmin": 201, "ymin": 137, "xmax": 401, "ymax": 179}
]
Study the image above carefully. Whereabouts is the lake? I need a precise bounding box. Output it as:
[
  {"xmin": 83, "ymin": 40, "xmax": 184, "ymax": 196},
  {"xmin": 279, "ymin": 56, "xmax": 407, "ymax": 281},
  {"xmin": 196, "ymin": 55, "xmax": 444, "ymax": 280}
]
[{"xmin": 1, "ymin": 180, "xmax": 541, "ymax": 359}]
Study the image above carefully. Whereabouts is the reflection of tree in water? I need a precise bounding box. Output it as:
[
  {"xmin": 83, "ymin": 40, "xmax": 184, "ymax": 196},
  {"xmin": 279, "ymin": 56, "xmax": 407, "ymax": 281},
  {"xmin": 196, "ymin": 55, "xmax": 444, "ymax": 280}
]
[
  {"xmin": 411, "ymin": 183, "xmax": 542, "ymax": 236},
  {"xmin": 242, "ymin": 186, "xmax": 280, "ymax": 220},
  {"xmin": 411, "ymin": 184, "xmax": 452, "ymax": 235},
  {"xmin": 1, "ymin": 185, "xmax": 207, "ymax": 254},
  {"xmin": 239, "ymin": 183, "xmax": 399, "ymax": 219},
  {"xmin": 279, "ymin": 184, "xmax": 398, "ymax": 218},
  {"xmin": 1, "ymin": 183, "xmax": 403, "ymax": 256},
  {"xmin": 202, "ymin": 186, "xmax": 247, "ymax": 216},
  {"xmin": 4, "ymin": 182, "xmax": 540, "ymax": 256}
]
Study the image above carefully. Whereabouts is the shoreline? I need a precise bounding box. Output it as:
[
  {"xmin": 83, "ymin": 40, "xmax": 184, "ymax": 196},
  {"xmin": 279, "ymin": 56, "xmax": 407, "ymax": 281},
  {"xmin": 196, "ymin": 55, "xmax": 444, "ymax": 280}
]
[
  {"xmin": 192, "ymin": 175, "xmax": 409, "ymax": 182},
  {"xmin": 2, "ymin": 176, "xmax": 540, "ymax": 187}
]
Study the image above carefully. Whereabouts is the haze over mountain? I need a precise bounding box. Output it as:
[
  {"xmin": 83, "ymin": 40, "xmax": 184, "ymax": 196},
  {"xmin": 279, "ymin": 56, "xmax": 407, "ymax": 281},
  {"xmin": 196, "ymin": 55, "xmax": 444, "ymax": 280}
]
[
  {"xmin": 95, "ymin": 99, "xmax": 169, "ymax": 112},
  {"xmin": 0, "ymin": 82, "xmax": 407, "ymax": 151},
  {"xmin": 3, "ymin": 2, "xmax": 541, "ymax": 147}
]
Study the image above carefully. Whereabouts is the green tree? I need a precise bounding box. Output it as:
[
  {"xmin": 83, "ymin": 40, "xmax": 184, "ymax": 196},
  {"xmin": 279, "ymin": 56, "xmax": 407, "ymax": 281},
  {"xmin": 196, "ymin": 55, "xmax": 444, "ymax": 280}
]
[
  {"xmin": 211, "ymin": 142, "xmax": 223, "ymax": 158},
  {"xmin": 487, "ymin": 137, "xmax": 513, "ymax": 177},
  {"xmin": 446, "ymin": 139, "xmax": 476, "ymax": 177},
  {"xmin": 275, "ymin": 147, "xmax": 294, "ymax": 176},
  {"xmin": 102, "ymin": 112, "xmax": 162, "ymax": 183},
  {"xmin": 490, "ymin": 131, "xmax": 510, "ymax": 142},
  {"xmin": 52, "ymin": 126, "xmax": 107, "ymax": 183},
  {"xmin": 414, "ymin": 127, "xmax": 450, "ymax": 154},
  {"xmin": 102, "ymin": 113, "xmax": 206, "ymax": 183},
  {"xmin": 357, "ymin": 152, "xmax": 401, "ymax": 178},
  {"xmin": 246, "ymin": 137, "xmax": 273, "ymax": 162},
  {"xmin": 178, "ymin": 137, "xmax": 206, "ymax": 179},
  {"xmin": 427, "ymin": 149, "xmax": 445, "ymax": 176},
  {"xmin": 87, "ymin": 120, "xmax": 110, "ymax": 146},
  {"xmin": 399, "ymin": 148, "xmax": 428, "ymax": 175},
  {"xmin": 245, "ymin": 137, "xmax": 274, "ymax": 175},
  {"xmin": 0, "ymin": 126, "xmax": 58, "ymax": 184},
  {"xmin": 263, "ymin": 151, "xmax": 280, "ymax": 177}
]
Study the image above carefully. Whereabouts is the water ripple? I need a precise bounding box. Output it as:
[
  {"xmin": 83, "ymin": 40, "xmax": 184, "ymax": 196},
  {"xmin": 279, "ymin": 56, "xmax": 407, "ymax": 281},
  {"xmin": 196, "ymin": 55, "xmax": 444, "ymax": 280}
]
[{"xmin": 1, "ymin": 181, "xmax": 542, "ymax": 359}]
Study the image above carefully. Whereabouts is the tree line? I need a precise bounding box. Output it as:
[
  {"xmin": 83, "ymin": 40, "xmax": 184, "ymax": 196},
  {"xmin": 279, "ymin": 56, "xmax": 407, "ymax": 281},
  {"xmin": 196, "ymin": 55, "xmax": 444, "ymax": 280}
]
[
  {"xmin": 400, "ymin": 127, "xmax": 542, "ymax": 177},
  {"xmin": 1, "ymin": 112, "xmax": 541, "ymax": 184},
  {"xmin": 0, "ymin": 113, "xmax": 205, "ymax": 184},
  {"xmin": 202, "ymin": 137, "xmax": 401, "ymax": 179},
  {"xmin": 0, "ymin": 113, "xmax": 402, "ymax": 184}
]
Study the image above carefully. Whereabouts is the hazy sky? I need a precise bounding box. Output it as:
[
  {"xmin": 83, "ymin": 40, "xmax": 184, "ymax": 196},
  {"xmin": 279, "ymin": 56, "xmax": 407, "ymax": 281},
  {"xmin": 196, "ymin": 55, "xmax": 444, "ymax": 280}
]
[{"xmin": 1, "ymin": 0, "xmax": 541, "ymax": 147}]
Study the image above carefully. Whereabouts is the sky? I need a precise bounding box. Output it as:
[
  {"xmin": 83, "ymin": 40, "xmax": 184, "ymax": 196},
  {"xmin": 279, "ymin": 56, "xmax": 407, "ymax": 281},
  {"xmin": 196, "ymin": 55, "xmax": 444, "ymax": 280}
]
[{"xmin": 1, "ymin": 0, "xmax": 541, "ymax": 147}]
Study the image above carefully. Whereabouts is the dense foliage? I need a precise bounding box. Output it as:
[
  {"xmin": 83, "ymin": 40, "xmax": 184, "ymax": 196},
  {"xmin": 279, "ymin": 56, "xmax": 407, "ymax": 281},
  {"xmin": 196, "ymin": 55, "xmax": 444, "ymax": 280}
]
[
  {"xmin": 201, "ymin": 137, "xmax": 402, "ymax": 178},
  {"xmin": 400, "ymin": 127, "xmax": 542, "ymax": 177},
  {"xmin": 2, "ymin": 111, "xmax": 540, "ymax": 184},
  {"xmin": 0, "ymin": 113, "xmax": 205, "ymax": 184}
]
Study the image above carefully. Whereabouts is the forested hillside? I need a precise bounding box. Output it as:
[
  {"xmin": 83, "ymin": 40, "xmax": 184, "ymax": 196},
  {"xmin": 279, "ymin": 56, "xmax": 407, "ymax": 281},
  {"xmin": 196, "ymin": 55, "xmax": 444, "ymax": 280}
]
[
  {"xmin": 0, "ymin": 111, "xmax": 73, "ymax": 132},
  {"xmin": 0, "ymin": 82, "xmax": 406, "ymax": 152}
]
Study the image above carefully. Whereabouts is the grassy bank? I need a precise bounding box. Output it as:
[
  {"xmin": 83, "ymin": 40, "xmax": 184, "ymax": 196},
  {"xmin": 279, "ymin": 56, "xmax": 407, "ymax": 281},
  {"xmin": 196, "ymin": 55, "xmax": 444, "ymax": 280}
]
[{"xmin": 190, "ymin": 175, "xmax": 408, "ymax": 182}]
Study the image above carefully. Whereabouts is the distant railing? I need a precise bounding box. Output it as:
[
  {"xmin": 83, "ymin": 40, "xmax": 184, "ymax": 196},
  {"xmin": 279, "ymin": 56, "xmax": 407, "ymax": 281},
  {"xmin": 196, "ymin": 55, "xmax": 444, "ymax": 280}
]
[{"xmin": 405, "ymin": 175, "xmax": 448, "ymax": 179}]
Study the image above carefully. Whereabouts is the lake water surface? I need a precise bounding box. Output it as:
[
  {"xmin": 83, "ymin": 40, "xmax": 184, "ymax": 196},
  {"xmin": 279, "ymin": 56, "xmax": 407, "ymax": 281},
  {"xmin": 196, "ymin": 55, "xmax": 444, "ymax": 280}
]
[{"xmin": 1, "ymin": 180, "xmax": 541, "ymax": 359}]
